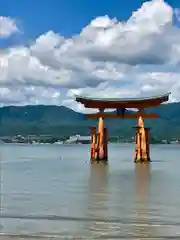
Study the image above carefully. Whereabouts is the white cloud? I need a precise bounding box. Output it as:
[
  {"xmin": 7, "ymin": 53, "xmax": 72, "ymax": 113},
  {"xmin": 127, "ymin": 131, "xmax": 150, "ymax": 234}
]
[
  {"xmin": 0, "ymin": 0, "xmax": 180, "ymax": 112},
  {"xmin": 0, "ymin": 16, "xmax": 19, "ymax": 38}
]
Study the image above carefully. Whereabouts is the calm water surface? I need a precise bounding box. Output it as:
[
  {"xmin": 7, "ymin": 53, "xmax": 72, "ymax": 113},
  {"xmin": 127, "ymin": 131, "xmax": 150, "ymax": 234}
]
[{"xmin": 0, "ymin": 143, "xmax": 179, "ymax": 239}]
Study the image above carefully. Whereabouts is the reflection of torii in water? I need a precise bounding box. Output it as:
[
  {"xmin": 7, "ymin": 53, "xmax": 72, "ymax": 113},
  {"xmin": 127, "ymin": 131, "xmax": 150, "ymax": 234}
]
[
  {"xmin": 84, "ymin": 163, "xmax": 110, "ymax": 238},
  {"xmin": 133, "ymin": 164, "xmax": 158, "ymax": 238}
]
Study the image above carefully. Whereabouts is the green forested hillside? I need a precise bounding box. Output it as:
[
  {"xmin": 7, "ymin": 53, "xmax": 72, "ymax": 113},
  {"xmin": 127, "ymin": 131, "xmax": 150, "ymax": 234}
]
[{"xmin": 0, "ymin": 103, "xmax": 179, "ymax": 139}]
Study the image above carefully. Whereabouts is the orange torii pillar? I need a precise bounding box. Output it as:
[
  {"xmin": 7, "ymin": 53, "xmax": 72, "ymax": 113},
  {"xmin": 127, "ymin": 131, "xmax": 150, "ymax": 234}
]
[
  {"xmin": 89, "ymin": 116, "xmax": 108, "ymax": 162},
  {"xmin": 134, "ymin": 115, "xmax": 151, "ymax": 163}
]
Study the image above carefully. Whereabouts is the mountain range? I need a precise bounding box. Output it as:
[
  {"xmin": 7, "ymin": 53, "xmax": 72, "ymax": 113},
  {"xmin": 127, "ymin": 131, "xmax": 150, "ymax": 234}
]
[{"xmin": 0, "ymin": 102, "xmax": 179, "ymax": 139}]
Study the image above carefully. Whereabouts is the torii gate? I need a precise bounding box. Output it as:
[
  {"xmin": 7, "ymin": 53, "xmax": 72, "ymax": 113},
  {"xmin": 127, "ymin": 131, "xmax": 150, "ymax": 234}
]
[{"xmin": 76, "ymin": 93, "xmax": 170, "ymax": 163}]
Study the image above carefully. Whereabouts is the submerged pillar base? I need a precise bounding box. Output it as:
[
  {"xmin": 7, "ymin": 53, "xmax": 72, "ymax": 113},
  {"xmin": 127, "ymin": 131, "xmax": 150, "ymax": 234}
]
[
  {"xmin": 90, "ymin": 158, "xmax": 108, "ymax": 164},
  {"xmin": 134, "ymin": 157, "xmax": 151, "ymax": 164}
]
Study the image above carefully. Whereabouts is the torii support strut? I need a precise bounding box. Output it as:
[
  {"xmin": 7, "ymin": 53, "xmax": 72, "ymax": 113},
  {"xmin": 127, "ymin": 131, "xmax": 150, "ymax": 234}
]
[{"xmin": 90, "ymin": 117, "xmax": 108, "ymax": 162}]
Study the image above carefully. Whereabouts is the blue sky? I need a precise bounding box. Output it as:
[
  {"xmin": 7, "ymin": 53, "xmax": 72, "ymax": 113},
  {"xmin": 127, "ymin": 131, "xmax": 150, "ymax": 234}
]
[
  {"xmin": 1, "ymin": 0, "xmax": 180, "ymax": 39},
  {"xmin": 1, "ymin": 0, "xmax": 180, "ymax": 110}
]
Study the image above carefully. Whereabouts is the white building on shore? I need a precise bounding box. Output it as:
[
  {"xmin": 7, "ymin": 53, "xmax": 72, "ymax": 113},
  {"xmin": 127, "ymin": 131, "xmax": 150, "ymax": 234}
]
[{"xmin": 65, "ymin": 135, "xmax": 91, "ymax": 144}]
